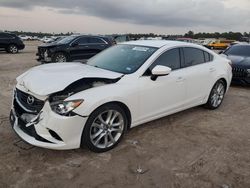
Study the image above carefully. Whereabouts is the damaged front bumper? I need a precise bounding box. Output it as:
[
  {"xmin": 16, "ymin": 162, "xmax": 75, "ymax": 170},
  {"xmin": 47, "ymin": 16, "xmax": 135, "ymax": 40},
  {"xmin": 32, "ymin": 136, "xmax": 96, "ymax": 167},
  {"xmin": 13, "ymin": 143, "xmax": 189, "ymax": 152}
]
[
  {"xmin": 36, "ymin": 49, "xmax": 52, "ymax": 63},
  {"xmin": 10, "ymin": 96, "xmax": 88, "ymax": 150}
]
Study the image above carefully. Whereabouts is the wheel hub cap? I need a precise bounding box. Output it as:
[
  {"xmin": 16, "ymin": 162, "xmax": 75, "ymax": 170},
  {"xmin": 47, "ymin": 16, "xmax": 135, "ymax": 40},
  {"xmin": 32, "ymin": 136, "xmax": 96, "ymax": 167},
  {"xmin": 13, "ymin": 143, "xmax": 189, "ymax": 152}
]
[
  {"xmin": 90, "ymin": 110, "xmax": 124, "ymax": 149},
  {"xmin": 211, "ymin": 83, "xmax": 225, "ymax": 107}
]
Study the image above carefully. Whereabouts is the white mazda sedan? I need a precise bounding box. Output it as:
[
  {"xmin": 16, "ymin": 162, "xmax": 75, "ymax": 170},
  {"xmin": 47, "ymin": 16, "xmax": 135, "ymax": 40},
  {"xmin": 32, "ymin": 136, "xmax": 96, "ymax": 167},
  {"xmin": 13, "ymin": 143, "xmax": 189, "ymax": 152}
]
[{"xmin": 10, "ymin": 40, "xmax": 232, "ymax": 152}]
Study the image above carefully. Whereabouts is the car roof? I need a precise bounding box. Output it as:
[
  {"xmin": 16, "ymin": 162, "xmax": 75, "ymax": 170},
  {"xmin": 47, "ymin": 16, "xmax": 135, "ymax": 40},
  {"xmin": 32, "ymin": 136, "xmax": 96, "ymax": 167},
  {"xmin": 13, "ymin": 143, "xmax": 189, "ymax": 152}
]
[
  {"xmin": 71, "ymin": 34, "xmax": 109, "ymax": 39},
  {"xmin": 122, "ymin": 40, "xmax": 200, "ymax": 48}
]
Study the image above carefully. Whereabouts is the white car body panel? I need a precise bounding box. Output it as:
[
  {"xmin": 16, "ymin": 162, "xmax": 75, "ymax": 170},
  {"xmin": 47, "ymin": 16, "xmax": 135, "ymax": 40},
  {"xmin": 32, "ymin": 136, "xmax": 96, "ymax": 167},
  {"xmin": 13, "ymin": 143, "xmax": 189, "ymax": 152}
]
[{"xmin": 10, "ymin": 40, "xmax": 232, "ymax": 150}]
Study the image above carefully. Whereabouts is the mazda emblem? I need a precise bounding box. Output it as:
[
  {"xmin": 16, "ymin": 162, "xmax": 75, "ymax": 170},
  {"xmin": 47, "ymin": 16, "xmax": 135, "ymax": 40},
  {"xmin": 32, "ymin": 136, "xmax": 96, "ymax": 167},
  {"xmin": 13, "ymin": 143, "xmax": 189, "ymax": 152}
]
[{"xmin": 27, "ymin": 95, "xmax": 35, "ymax": 105}]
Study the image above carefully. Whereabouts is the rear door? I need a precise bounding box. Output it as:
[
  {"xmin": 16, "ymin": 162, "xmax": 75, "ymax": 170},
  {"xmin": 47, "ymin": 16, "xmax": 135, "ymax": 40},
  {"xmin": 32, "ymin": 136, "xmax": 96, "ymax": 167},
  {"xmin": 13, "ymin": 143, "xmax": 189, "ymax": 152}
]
[
  {"xmin": 0, "ymin": 33, "xmax": 11, "ymax": 49},
  {"xmin": 181, "ymin": 47, "xmax": 215, "ymax": 106}
]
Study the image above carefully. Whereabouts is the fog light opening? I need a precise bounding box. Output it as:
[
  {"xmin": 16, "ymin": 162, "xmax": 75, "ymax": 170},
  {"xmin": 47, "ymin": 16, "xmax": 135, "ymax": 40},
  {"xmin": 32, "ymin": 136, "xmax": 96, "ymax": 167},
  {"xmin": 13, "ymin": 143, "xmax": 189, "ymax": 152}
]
[{"xmin": 48, "ymin": 129, "xmax": 63, "ymax": 141}]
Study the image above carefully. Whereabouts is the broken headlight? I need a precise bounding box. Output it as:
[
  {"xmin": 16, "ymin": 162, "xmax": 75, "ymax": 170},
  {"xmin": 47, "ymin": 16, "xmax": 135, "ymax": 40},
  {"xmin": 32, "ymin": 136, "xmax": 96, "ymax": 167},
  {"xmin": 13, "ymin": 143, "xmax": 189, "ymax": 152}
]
[{"xmin": 50, "ymin": 99, "xmax": 83, "ymax": 116}]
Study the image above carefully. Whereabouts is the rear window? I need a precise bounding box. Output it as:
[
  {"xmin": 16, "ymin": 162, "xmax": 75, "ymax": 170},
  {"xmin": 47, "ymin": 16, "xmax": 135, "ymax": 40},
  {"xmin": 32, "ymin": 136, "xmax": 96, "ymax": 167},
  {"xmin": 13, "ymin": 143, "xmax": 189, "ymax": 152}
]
[
  {"xmin": 183, "ymin": 47, "xmax": 213, "ymax": 67},
  {"xmin": 204, "ymin": 51, "xmax": 214, "ymax": 62},
  {"xmin": 183, "ymin": 47, "xmax": 205, "ymax": 67}
]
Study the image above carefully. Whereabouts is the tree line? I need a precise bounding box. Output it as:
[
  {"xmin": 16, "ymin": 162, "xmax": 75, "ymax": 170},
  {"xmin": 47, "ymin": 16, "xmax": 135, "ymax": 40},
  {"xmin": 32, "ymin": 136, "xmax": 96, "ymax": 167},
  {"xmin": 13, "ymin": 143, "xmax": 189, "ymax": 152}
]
[
  {"xmin": 183, "ymin": 31, "xmax": 250, "ymax": 41},
  {"xmin": 3, "ymin": 30, "xmax": 250, "ymax": 41}
]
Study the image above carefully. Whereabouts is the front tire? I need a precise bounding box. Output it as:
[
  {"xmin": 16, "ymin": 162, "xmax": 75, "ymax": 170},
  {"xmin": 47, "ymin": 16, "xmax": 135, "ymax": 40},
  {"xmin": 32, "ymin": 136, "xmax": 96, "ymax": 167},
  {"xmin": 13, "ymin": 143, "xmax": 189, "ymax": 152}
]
[
  {"xmin": 52, "ymin": 52, "xmax": 67, "ymax": 62},
  {"xmin": 7, "ymin": 44, "xmax": 18, "ymax": 54},
  {"xmin": 205, "ymin": 80, "xmax": 226, "ymax": 109},
  {"xmin": 82, "ymin": 104, "xmax": 128, "ymax": 153}
]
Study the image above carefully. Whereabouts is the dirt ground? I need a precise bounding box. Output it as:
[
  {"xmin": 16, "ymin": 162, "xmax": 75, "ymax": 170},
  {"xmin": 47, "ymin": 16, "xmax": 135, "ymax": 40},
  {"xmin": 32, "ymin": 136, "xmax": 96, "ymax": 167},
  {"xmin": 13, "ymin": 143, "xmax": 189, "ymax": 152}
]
[{"xmin": 0, "ymin": 41, "xmax": 250, "ymax": 188}]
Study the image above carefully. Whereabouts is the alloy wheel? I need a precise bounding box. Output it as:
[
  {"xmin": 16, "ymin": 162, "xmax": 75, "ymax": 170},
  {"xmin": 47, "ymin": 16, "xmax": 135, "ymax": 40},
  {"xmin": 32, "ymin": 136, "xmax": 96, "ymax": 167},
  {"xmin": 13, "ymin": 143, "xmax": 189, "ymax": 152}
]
[
  {"xmin": 90, "ymin": 110, "xmax": 124, "ymax": 149},
  {"xmin": 9, "ymin": 45, "xmax": 18, "ymax": 53},
  {"xmin": 55, "ymin": 54, "xmax": 67, "ymax": 62},
  {"xmin": 211, "ymin": 82, "xmax": 225, "ymax": 108}
]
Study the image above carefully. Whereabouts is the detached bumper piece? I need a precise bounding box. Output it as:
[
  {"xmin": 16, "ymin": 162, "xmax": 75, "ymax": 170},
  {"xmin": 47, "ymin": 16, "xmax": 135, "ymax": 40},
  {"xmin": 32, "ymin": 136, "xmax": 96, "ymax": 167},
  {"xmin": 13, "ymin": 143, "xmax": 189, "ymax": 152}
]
[{"xmin": 10, "ymin": 110, "xmax": 52, "ymax": 143}]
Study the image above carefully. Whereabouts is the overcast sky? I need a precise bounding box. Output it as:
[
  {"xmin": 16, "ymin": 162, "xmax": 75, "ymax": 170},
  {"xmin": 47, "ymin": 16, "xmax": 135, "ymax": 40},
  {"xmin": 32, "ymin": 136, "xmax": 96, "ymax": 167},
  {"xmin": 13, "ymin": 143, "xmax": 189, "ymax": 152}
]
[{"xmin": 0, "ymin": 0, "xmax": 249, "ymax": 34}]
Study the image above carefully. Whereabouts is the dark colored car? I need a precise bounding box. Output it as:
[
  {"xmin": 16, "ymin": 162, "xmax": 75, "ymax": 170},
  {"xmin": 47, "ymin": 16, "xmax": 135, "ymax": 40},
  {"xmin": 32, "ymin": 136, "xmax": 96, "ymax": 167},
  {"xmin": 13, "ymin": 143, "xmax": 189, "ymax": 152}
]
[
  {"xmin": 0, "ymin": 32, "xmax": 25, "ymax": 53},
  {"xmin": 223, "ymin": 44, "xmax": 250, "ymax": 85},
  {"xmin": 36, "ymin": 35, "xmax": 114, "ymax": 63}
]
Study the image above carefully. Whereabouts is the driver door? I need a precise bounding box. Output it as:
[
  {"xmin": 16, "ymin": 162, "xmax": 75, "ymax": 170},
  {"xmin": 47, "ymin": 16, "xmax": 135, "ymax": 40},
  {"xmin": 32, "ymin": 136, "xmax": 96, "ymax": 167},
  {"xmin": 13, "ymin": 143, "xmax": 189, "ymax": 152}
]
[
  {"xmin": 137, "ymin": 48, "xmax": 187, "ymax": 123},
  {"xmin": 69, "ymin": 37, "xmax": 90, "ymax": 61}
]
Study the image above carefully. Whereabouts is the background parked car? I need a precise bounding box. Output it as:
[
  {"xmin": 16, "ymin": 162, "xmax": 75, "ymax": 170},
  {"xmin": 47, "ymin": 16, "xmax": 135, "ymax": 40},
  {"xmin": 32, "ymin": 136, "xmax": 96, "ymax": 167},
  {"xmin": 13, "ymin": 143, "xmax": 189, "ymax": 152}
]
[
  {"xmin": 206, "ymin": 39, "xmax": 235, "ymax": 49},
  {"xmin": 176, "ymin": 37, "xmax": 195, "ymax": 43},
  {"xmin": 19, "ymin": 35, "xmax": 33, "ymax": 41},
  {"xmin": 222, "ymin": 44, "xmax": 250, "ymax": 85},
  {"xmin": 36, "ymin": 35, "xmax": 114, "ymax": 63},
  {"xmin": 0, "ymin": 32, "xmax": 25, "ymax": 53},
  {"xmin": 40, "ymin": 36, "xmax": 55, "ymax": 43}
]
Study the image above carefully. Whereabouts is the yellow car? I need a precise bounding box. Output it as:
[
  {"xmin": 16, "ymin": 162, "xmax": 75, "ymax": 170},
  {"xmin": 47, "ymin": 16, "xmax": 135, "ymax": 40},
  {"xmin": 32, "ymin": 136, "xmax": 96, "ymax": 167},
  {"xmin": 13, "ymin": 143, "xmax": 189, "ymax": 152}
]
[{"xmin": 207, "ymin": 40, "xmax": 235, "ymax": 49}]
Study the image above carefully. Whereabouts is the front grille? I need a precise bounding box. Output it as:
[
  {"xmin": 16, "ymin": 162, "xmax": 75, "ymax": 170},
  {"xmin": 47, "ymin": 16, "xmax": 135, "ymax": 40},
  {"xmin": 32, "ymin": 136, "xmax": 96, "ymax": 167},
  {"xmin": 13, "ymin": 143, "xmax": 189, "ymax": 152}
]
[
  {"xmin": 15, "ymin": 89, "xmax": 45, "ymax": 113},
  {"xmin": 232, "ymin": 67, "xmax": 248, "ymax": 78}
]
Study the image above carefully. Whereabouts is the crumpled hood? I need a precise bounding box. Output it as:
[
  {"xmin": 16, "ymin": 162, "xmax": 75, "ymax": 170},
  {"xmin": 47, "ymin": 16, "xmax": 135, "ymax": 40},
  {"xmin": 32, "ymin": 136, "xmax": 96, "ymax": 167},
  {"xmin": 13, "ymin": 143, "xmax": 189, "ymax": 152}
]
[
  {"xmin": 17, "ymin": 63, "xmax": 123, "ymax": 96},
  {"xmin": 227, "ymin": 55, "xmax": 250, "ymax": 68}
]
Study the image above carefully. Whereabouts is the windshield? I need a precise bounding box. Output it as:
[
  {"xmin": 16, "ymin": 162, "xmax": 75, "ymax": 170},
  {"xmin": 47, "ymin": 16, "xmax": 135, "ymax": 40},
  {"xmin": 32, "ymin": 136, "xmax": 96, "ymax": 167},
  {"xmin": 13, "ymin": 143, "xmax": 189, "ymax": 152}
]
[
  {"xmin": 86, "ymin": 44, "xmax": 158, "ymax": 74},
  {"xmin": 57, "ymin": 36, "xmax": 77, "ymax": 44},
  {"xmin": 224, "ymin": 45, "xmax": 250, "ymax": 57}
]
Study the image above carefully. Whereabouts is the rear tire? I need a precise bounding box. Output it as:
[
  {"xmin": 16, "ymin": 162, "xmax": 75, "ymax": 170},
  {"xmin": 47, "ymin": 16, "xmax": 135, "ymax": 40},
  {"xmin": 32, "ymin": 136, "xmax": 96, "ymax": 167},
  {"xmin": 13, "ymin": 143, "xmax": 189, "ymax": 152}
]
[
  {"xmin": 7, "ymin": 44, "xmax": 18, "ymax": 54},
  {"xmin": 52, "ymin": 52, "xmax": 67, "ymax": 62},
  {"xmin": 205, "ymin": 80, "xmax": 226, "ymax": 110},
  {"xmin": 81, "ymin": 104, "xmax": 128, "ymax": 153}
]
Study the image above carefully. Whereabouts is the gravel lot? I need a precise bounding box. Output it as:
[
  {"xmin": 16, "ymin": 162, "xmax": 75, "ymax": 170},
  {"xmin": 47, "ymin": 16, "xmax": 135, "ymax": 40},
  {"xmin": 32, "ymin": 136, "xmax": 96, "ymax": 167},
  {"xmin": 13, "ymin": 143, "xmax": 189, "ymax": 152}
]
[{"xmin": 0, "ymin": 41, "xmax": 250, "ymax": 188}]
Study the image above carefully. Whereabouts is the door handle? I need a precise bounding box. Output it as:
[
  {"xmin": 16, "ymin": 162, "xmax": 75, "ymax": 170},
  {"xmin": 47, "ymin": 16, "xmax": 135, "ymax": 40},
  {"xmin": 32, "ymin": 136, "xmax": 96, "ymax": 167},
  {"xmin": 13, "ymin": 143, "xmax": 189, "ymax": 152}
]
[{"xmin": 209, "ymin": 68, "xmax": 216, "ymax": 72}]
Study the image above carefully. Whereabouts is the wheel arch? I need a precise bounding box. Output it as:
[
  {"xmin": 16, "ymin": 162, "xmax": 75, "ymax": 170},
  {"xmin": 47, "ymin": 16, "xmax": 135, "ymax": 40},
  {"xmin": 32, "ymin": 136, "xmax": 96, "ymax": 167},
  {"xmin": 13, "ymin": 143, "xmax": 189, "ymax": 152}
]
[
  {"xmin": 7, "ymin": 43, "xmax": 18, "ymax": 51},
  {"xmin": 219, "ymin": 77, "xmax": 227, "ymax": 89},
  {"xmin": 88, "ymin": 101, "xmax": 132, "ymax": 130},
  {"xmin": 52, "ymin": 51, "xmax": 70, "ymax": 61}
]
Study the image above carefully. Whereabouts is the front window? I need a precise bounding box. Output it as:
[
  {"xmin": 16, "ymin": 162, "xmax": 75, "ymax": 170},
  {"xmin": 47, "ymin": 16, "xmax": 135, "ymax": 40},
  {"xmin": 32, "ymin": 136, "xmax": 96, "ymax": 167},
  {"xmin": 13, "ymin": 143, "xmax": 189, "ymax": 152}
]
[
  {"xmin": 89, "ymin": 37, "xmax": 105, "ymax": 44},
  {"xmin": 57, "ymin": 36, "xmax": 77, "ymax": 44},
  {"xmin": 87, "ymin": 44, "xmax": 158, "ymax": 74},
  {"xmin": 76, "ymin": 37, "xmax": 88, "ymax": 44},
  {"xmin": 224, "ymin": 45, "xmax": 250, "ymax": 57},
  {"xmin": 149, "ymin": 48, "xmax": 181, "ymax": 71}
]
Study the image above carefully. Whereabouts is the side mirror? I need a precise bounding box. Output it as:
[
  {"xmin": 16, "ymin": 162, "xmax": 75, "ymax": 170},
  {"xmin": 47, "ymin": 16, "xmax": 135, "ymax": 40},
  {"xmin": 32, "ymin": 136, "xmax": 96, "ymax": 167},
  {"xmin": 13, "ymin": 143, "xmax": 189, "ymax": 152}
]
[
  {"xmin": 71, "ymin": 41, "xmax": 79, "ymax": 47},
  {"xmin": 151, "ymin": 65, "xmax": 172, "ymax": 81}
]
